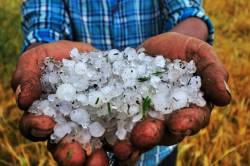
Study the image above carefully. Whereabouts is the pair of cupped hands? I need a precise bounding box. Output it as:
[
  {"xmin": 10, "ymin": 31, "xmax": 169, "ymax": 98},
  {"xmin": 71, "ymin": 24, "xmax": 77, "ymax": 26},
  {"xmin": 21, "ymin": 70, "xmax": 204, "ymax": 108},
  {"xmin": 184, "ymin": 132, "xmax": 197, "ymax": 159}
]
[{"xmin": 12, "ymin": 32, "xmax": 231, "ymax": 166}]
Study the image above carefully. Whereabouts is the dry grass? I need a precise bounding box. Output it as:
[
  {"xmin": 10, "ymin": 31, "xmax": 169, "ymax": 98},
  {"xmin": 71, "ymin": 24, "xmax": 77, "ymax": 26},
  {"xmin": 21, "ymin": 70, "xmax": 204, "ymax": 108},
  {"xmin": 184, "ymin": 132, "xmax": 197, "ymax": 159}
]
[
  {"xmin": 0, "ymin": 0, "xmax": 249, "ymax": 165},
  {"xmin": 178, "ymin": 1, "xmax": 250, "ymax": 166}
]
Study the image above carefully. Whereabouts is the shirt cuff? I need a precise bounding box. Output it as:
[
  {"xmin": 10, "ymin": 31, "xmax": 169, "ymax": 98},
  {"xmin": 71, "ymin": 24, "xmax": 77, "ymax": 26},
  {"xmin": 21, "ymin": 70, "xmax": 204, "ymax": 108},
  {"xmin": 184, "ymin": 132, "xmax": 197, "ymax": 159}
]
[
  {"xmin": 22, "ymin": 28, "xmax": 63, "ymax": 52},
  {"xmin": 165, "ymin": 7, "xmax": 214, "ymax": 45},
  {"xmin": 136, "ymin": 145, "xmax": 177, "ymax": 166}
]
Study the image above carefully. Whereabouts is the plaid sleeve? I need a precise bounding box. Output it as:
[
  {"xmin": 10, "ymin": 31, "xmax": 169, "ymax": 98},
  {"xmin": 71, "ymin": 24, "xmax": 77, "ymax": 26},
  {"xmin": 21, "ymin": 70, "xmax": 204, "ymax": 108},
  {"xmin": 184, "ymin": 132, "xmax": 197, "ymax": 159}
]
[
  {"xmin": 136, "ymin": 145, "xmax": 177, "ymax": 166},
  {"xmin": 21, "ymin": 0, "xmax": 73, "ymax": 51},
  {"xmin": 162, "ymin": 0, "xmax": 214, "ymax": 44}
]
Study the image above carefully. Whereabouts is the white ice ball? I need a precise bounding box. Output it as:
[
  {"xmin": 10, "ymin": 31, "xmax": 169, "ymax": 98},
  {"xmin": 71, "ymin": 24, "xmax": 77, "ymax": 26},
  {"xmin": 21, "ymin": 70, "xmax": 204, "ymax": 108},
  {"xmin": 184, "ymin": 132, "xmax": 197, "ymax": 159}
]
[
  {"xmin": 115, "ymin": 127, "xmax": 127, "ymax": 140},
  {"xmin": 70, "ymin": 109, "xmax": 90, "ymax": 128},
  {"xmin": 51, "ymin": 123, "xmax": 72, "ymax": 142},
  {"xmin": 171, "ymin": 89, "xmax": 188, "ymax": 110},
  {"xmin": 154, "ymin": 55, "xmax": 165, "ymax": 67},
  {"xmin": 88, "ymin": 122, "xmax": 105, "ymax": 137},
  {"xmin": 76, "ymin": 94, "xmax": 88, "ymax": 105},
  {"xmin": 70, "ymin": 47, "xmax": 80, "ymax": 58},
  {"xmin": 74, "ymin": 62, "xmax": 87, "ymax": 75},
  {"xmin": 56, "ymin": 83, "xmax": 76, "ymax": 101}
]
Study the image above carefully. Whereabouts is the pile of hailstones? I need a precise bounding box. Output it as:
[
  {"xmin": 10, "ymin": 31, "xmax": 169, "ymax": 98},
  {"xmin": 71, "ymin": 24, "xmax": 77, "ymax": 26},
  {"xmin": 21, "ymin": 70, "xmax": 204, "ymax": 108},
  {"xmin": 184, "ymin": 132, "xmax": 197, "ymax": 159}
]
[{"xmin": 28, "ymin": 47, "xmax": 206, "ymax": 151}]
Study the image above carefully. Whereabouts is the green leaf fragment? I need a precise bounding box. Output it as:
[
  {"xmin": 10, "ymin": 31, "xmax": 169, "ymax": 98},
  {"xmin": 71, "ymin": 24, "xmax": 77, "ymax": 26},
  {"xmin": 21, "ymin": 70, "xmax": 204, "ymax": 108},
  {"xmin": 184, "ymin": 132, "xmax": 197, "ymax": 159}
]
[
  {"xmin": 137, "ymin": 76, "xmax": 150, "ymax": 82},
  {"xmin": 152, "ymin": 70, "xmax": 165, "ymax": 76},
  {"xmin": 142, "ymin": 96, "xmax": 151, "ymax": 118},
  {"xmin": 66, "ymin": 148, "xmax": 73, "ymax": 160},
  {"xmin": 107, "ymin": 102, "xmax": 112, "ymax": 114},
  {"xmin": 95, "ymin": 97, "xmax": 99, "ymax": 104},
  {"xmin": 137, "ymin": 70, "xmax": 165, "ymax": 82}
]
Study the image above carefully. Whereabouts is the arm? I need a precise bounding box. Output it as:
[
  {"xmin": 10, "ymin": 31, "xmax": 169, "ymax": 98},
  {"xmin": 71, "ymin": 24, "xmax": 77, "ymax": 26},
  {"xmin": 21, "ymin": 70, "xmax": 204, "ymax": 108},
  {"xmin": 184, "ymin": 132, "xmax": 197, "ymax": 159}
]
[
  {"xmin": 161, "ymin": 0, "xmax": 214, "ymax": 43},
  {"xmin": 171, "ymin": 17, "xmax": 208, "ymax": 41}
]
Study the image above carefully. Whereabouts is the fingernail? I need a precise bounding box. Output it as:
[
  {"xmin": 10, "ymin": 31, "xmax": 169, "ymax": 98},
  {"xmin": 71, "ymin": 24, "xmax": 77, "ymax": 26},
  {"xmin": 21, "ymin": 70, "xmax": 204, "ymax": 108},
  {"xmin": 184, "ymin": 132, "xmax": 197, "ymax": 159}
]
[
  {"xmin": 224, "ymin": 81, "xmax": 231, "ymax": 96},
  {"xmin": 184, "ymin": 129, "xmax": 192, "ymax": 136},
  {"xmin": 15, "ymin": 84, "xmax": 21, "ymax": 102},
  {"xmin": 130, "ymin": 150, "xmax": 141, "ymax": 162},
  {"xmin": 84, "ymin": 143, "xmax": 93, "ymax": 156},
  {"xmin": 31, "ymin": 128, "xmax": 52, "ymax": 138},
  {"xmin": 31, "ymin": 129, "xmax": 39, "ymax": 137}
]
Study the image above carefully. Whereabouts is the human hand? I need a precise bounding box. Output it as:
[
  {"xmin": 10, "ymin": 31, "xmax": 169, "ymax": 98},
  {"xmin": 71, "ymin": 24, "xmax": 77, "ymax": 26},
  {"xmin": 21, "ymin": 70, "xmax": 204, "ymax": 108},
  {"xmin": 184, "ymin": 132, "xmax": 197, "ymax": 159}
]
[
  {"xmin": 112, "ymin": 32, "xmax": 231, "ymax": 165},
  {"xmin": 12, "ymin": 41, "xmax": 110, "ymax": 166},
  {"xmin": 141, "ymin": 31, "xmax": 231, "ymax": 144},
  {"xmin": 142, "ymin": 32, "xmax": 231, "ymax": 106},
  {"xmin": 12, "ymin": 41, "xmax": 164, "ymax": 166}
]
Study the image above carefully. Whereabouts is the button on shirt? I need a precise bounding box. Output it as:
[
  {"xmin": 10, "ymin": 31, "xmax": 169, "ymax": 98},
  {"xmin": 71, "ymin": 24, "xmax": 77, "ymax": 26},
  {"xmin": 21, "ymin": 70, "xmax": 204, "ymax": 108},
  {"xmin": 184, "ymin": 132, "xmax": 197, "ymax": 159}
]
[{"xmin": 21, "ymin": 0, "xmax": 214, "ymax": 165}]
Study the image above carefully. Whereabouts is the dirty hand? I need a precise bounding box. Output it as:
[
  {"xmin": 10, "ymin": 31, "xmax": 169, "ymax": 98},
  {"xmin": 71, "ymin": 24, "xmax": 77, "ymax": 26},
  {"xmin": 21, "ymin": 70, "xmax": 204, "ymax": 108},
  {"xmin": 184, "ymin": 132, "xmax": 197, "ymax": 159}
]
[
  {"xmin": 11, "ymin": 41, "xmax": 110, "ymax": 166},
  {"xmin": 113, "ymin": 32, "xmax": 231, "ymax": 165}
]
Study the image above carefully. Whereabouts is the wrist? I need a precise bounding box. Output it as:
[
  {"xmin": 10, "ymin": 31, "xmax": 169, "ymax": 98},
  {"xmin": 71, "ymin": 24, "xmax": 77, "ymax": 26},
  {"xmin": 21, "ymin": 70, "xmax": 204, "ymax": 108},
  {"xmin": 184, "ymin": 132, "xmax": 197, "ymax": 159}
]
[{"xmin": 171, "ymin": 18, "xmax": 209, "ymax": 42}]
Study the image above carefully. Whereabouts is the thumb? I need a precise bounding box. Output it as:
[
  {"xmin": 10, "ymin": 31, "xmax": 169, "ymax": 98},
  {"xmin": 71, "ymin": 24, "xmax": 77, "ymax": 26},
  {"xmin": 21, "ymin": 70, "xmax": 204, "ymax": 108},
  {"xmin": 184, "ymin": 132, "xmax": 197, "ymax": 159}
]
[
  {"xmin": 40, "ymin": 41, "xmax": 96, "ymax": 61},
  {"xmin": 12, "ymin": 41, "xmax": 96, "ymax": 110},
  {"xmin": 12, "ymin": 70, "xmax": 41, "ymax": 110},
  {"xmin": 11, "ymin": 44, "xmax": 45, "ymax": 110}
]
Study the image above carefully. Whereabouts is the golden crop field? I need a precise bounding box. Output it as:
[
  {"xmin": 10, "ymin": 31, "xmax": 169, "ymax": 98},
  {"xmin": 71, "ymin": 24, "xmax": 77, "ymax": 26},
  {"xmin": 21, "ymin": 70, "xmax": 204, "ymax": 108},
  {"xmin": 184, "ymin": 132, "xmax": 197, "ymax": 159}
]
[{"xmin": 0, "ymin": 0, "xmax": 249, "ymax": 166}]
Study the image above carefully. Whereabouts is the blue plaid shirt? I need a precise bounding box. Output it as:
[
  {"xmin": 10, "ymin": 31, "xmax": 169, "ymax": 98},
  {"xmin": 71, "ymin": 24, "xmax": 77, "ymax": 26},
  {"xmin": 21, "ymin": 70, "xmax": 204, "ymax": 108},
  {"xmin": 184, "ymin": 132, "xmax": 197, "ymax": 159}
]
[{"xmin": 22, "ymin": 0, "xmax": 214, "ymax": 165}]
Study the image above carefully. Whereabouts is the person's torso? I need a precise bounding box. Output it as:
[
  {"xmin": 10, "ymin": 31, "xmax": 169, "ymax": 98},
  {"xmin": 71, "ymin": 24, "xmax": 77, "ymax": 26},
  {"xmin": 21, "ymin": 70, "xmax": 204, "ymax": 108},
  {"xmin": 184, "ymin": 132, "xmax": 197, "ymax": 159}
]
[{"xmin": 64, "ymin": 0, "xmax": 168, "ymax": 50}]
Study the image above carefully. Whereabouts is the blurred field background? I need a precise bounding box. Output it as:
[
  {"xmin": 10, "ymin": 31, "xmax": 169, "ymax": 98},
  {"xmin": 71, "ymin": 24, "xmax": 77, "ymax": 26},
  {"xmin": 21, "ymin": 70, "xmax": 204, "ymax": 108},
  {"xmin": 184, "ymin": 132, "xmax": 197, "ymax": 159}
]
[{"xmin": 0, "ymin": 0, "xmax": 249, "ymax": 165}]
